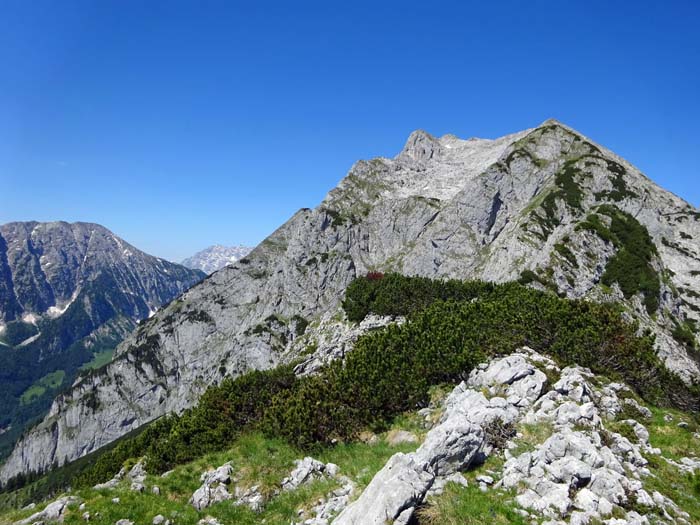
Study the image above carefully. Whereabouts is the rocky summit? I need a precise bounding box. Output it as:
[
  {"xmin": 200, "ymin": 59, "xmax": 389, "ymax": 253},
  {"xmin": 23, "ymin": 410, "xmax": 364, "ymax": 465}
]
[{"xmin": 1, "ymin": 119, "xmax": 699, "ymax": 510}]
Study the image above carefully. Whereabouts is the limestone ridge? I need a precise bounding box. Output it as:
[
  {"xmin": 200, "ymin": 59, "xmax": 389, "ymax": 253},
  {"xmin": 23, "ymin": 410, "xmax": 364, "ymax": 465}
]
[
  {"xmin": 2, "ymin": 120, "xmax": 699, "ymax": 483},
  {"xmin": 331, "ymin": 349, "xmax": 693, "ymax": 524}
]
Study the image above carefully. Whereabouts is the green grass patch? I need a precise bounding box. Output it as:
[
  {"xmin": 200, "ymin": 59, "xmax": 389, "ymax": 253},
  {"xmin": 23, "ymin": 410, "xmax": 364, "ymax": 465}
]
[
  {"xmin": 79, "ymin": 350, "xmax": 115, "ymax": 371},
  {"xmin": 642, "ymin": 456, "xmax": 700, "ymax": 523},
  {"xmin": 416, "ymin": 480, "xmax": 527, "ymax": 525},
  {"xmin": 19, "ymin": 370, "xmax": 66, "ymax": 406},
  {"xmin": 645, "ymin": 407, "xmax": 700, "ymax": 460},
  {"xmin": 4, "ymin": 430, "xmax": 418, "ymax": 525},
  {"xmin": 509, "ymin": 422, "xmax": 554, "ymax": 456}
]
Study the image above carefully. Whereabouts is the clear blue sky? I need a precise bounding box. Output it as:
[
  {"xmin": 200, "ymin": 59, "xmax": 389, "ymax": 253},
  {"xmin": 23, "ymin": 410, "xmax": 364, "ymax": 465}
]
[{"xmin": 1, "ymin": 0, "xmax": 698, "ymax": 262}]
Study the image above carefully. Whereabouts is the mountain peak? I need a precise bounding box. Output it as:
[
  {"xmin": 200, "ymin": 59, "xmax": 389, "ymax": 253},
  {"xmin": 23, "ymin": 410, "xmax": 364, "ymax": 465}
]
[
  {"xmin": 397, "ymin": 129, "xmax": 442, "ymax": 164},
  {"xmin": 182, "ymin": 244, "xmax": 253, "ymax": 274}
]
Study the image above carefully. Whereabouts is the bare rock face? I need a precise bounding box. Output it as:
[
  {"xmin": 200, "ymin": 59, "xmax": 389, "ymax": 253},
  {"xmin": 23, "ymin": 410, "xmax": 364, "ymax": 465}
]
[
  {"xmin": 0, "ymin": 221, "xmax": 204, "ymax": 323},
  {"xmin": 3, "ymin": 119, "xmax": 700, "ymax": 484}
]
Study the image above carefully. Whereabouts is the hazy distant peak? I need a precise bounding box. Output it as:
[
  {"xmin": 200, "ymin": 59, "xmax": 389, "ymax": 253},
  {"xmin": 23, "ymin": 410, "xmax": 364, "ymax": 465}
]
[{"xmin": 181, "ymin": 245, "xmax": 253, "ymax": 274}]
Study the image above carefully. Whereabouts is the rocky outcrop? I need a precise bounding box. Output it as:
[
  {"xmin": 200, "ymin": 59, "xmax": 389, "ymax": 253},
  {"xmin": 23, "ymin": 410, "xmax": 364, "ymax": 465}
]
[
  {"xmin": 14, "ymin": 496, "xmax": 77, "ymax": 524},
  {"xmin": 281, "ymin": 457, "xmax": 339, "ymax": 491},
  {"xmin": 4, "ymin": 120, "xmax": 700, "ymax": 484},
  {"xmin": 286, "ymin": 312, "xmax": 404, "ymax": 376},
  {"xmin": 93, "ymin": 459, "xmax": 147, "ymax": 491},
  {"xmin": 333, "ymin": 348, "xmax": 695, "ymax": 525},
  {"xmin": 189, "ymin": 463, "xmax": 235, "ymax": 511},
  {"xmin": 333, "ymin": 349, "xmax": 550, "ymax": 524}
]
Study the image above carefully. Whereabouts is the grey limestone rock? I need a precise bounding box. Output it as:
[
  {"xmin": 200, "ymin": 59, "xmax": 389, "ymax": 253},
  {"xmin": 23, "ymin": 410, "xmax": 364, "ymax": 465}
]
[
  {"xmin": 331, "ymin": 453, "xmax": 434, "ymax": 525},
  {"xmin": 4, "ymin": 119, "xmax": 700, "ymax": 485},
  {"xmin": 281, "ymin": 457, "xmax": 339, "ymax": 492},
  {"xmin": 14, "ymin": 496, "xmax": 77, "ymax": 525},
  {"xmin": 189, "ymin": 463, "xmax": 234, "ymax": 510}
]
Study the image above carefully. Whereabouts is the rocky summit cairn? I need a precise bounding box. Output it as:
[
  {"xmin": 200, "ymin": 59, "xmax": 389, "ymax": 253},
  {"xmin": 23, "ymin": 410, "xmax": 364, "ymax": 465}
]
[{"xmin": 3, "ymin": 120, "xmax": 699, "ymax": 485}]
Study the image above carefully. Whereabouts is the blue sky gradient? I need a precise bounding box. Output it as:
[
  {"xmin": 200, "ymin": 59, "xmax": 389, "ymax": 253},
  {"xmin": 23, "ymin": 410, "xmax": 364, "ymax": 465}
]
[{"xmin": 1, "ymin": 0, "xmax": 699, "ymax": 261}]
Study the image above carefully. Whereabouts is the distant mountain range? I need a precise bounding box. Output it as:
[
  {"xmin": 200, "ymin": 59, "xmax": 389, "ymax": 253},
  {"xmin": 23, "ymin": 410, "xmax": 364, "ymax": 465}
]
[
  {"xmin": 181, "ymin": 245, "xmax": 253, "ymax": 274},
  {"xmin": 0, "ymin": 221, "xmax": 204, "ymax": 459}
]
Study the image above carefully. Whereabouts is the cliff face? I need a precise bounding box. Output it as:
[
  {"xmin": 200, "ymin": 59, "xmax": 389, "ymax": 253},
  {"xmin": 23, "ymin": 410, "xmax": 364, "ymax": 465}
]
[
  {"xmin": 2, "ymin": 120, "xmax": 698, "ymax": 483},
  {"xmin": 0, "ymin": 222, "xmax": 205, "ymax": 463},
  {"xmin": 0, "ymin": 221, "xmax": 204, "ymax": 323}
]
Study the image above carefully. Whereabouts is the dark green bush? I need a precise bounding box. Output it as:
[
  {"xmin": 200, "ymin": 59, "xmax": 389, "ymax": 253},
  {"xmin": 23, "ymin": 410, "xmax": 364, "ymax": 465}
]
[
  {"xmin": 598, "ymin": 206, "xmax": 660, "ymax": 313},
  {"xmin": 341, "ymin": 273, "xmax": 494, "ymax": 322},
  {"xmin": 266, "ymin": 276, "xmax": 698, "ymax": 448}
]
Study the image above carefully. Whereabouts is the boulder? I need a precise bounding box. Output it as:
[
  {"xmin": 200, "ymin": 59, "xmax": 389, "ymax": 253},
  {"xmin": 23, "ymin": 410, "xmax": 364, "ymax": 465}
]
[
  {"xmin": 414, "ymin": 415, "xmax": 484, "ymax": 475},
  {"xmin": 331, "ymin": 453, "xmax": 433, "ymax": 525},
  {"xmin": 282, "ymin": 457, "xmax": 339, "ymax": 491},
  {"xmin": 467, "ymin": 353, "xmax": 548, "ymax": 407},
  {"xmin": 15, "ymin": 496, "xmax": 77, "ymax": 525},
  {"xmin": 189, "ymin": 462, "xmax": 234, "ymax": 510}
]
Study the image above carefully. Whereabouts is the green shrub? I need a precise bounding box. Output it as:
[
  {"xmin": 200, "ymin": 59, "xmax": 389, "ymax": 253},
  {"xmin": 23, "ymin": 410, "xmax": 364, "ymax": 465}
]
[
  {"xmin": 554, "ymin": 243, "xmax": 578, "ymax": 268},
  {"xmin": 73, "ymin": 366, "xmax": 298, "ymax": 487},
  {"xmin": 598, "ymin": 206, "xmax": 660, "ymax": 313},
  {"xmin": 341, "ymin": 273, "xmax": 494, "ymax": 322},
  {"xmin": 672, "ymin": 322, "xmax": 697, "ymax": 351},
  {"xmin": 291, "ymin": 315, "xmax": 309, "ymax": 336}
]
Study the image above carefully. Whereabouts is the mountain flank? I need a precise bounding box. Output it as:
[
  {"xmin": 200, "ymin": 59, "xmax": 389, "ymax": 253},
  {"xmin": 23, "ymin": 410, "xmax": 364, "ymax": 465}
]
[
  {"xmin": 0, "ymin": 221, "xmax": 204, "ymax": 461},
  {"xmin": 1, "ymin": 119, "xmax": 698, "ymax": 490}
]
